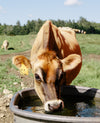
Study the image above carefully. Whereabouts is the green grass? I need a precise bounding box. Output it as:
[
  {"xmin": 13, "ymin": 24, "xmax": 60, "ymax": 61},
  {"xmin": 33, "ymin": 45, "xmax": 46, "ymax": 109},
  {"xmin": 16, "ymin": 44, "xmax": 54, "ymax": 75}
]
[
  {"xmin": 72, "ymin": 59, "xmax": 100, "ymax": 89},
  {"xmin": 0, "ymin": 34, "xmax": 36, "ymax": 55},
  {"xmin": 76, "ymin": 34, "xmax": 100, "ymax": 55},
  {"xmin": 0, "ymin": 59, "xmax": 21, "ymax": 93},
  {"xmin": 0, "ymin": 34, "xmax": 100, "ymax": 94},
  {"xmin": 0, "ymin": 34, "xmax": 100, "ymax": 55}
]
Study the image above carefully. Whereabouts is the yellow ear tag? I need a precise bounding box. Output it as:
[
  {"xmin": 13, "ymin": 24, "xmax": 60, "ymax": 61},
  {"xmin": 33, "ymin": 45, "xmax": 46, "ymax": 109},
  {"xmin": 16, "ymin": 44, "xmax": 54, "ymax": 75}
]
[{"xmin": 19, "ymin": 63, "xmax": 29, "ymax": 75}]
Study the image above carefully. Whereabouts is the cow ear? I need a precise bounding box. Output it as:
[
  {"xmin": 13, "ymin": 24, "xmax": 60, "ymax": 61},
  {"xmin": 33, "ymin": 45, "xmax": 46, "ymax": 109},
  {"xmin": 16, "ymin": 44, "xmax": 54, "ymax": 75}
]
[
  {"xmin": 61, "ymin": 54, "xmax": 82, "ymax": 72},
  {"xmin": 12, "ymin": 55, "xmax": 32, "ymax": 75}
]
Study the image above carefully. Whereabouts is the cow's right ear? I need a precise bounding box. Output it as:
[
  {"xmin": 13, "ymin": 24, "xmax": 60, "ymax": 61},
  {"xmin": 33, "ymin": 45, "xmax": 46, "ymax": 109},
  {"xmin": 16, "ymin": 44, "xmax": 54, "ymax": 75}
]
[
  {"xmin": 12, "ymin": 55, "xmax": 32, "ymax": 75},
  {"xmin": 61, "ymin": 54, "xmax": 82, "ymax": 72}
]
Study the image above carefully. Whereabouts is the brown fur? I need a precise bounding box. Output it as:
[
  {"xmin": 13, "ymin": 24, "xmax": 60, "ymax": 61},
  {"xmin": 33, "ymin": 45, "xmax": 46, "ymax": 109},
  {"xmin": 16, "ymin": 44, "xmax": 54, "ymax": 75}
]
[
  {"xmin": 12, "ymin": 55, "xmax": 31, "ymax": 69},
  {"xmin": 12, "ymin": 20, "xmax": 82, "ymax": 109},
  {"xmin": 38, "ymin": 50, "xmax": 56, "ymax": 61},
  {"xmin": 31, "ymin": 21, "xmax": 82, "ymax": 85}
]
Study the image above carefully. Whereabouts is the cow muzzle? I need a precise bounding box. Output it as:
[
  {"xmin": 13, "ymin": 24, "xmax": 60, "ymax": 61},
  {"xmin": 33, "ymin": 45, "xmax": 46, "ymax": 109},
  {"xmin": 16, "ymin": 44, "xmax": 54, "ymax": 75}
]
[{"xmin": 44, "ymin": 99, "xmax": 64, "ymax": 112}]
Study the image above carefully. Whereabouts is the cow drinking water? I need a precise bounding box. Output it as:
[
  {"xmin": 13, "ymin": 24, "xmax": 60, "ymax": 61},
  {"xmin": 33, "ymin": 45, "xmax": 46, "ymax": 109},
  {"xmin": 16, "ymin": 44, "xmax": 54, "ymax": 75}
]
[{"xmin": 12, "ymin": 21, "xmax": 82, "ymax": 112}]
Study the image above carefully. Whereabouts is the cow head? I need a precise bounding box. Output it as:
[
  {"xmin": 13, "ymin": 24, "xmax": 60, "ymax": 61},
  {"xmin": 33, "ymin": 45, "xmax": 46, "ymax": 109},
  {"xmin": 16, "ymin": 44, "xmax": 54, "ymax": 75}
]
[{"xmin": 12, "ymin": 50, "xmax": 81, "ymax": 112}]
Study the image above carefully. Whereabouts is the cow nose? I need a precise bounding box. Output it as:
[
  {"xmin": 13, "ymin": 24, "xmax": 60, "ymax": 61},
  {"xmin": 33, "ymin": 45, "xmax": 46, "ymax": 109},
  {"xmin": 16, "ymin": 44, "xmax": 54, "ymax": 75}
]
[
  {"xmin": 48, "ymin": 101, "xmax": 62, "ymax": 111},
  {"xmin": 44, "ymin": 99, "xmax": 64, "ymax": 112}
]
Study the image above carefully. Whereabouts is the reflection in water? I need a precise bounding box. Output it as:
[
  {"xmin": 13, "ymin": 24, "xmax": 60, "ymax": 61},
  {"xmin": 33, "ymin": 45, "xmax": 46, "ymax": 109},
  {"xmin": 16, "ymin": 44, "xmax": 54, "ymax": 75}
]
[{"xmin": 21, "ymin": 96, "xmax": 100, "ymax": 117}]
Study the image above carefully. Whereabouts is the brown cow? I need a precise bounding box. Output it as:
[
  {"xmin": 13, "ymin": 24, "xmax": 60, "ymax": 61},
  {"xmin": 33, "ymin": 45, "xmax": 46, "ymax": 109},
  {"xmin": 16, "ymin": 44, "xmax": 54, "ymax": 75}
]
[
  {"xmin": 12, "ymin": 21, "xmax": 82, "ymax": 112},
  {"xmin": 1, "ymin": 40, "xmax": 9, "ymax": 50}
]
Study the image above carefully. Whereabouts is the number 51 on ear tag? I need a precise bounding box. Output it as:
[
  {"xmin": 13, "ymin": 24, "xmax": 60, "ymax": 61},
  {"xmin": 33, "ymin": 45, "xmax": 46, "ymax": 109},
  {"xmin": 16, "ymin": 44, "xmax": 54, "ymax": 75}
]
[{"xmin": 19, "ymin": 63, "xmax": 29, "ymax": 75}]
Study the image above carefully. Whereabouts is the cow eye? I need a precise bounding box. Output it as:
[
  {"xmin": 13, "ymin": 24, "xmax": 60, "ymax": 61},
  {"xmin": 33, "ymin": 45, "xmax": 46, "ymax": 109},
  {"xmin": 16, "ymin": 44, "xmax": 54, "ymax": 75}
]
[{"xmin": 35, "ymin": 73, "xmax": 41, "ymax": 81}]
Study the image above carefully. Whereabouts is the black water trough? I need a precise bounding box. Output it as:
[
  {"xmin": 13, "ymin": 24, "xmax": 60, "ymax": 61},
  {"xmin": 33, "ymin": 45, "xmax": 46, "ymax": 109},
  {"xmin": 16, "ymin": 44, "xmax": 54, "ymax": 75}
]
[{"xmin": 10, "ymin": 85, "xmax": 100, "ymax": 123}]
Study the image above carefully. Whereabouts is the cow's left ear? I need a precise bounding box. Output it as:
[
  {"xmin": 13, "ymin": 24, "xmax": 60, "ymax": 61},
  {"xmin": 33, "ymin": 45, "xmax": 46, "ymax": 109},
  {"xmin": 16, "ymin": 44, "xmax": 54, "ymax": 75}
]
[
  {"xmin": 12, "ymin": 55, "xmax": 32, "ymax": 75},
  {"xmin": 61, "ymin": 54, "xmax": 82, "ymax": 72}
]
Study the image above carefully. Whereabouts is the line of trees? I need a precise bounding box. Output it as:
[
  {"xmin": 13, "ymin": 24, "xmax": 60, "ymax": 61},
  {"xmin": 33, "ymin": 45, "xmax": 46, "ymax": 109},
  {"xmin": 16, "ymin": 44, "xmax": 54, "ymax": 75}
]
[{"xmin": 0, "ymin": 17, "xmax": 100, "ymax": 35}]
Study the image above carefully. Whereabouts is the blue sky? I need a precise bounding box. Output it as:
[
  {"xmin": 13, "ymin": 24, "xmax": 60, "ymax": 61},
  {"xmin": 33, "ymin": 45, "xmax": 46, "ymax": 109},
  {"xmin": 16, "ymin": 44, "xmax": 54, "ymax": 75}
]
[{"xmin": 0, "ymin": 0, "xmax": 100, "ymax": 25}]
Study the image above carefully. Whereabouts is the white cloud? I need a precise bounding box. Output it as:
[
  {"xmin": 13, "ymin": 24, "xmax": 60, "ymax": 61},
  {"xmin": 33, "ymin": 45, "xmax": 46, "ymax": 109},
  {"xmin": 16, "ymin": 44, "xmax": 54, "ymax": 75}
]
[
  {"xmin": 64, "ymin": 0, "xmax": 82, "ymax": 6},
  {"xmin": 28, "ymin": 14, "xmax": 33, "ymax": 18},
  {"xmin": 0, "ymin": 6, "xmax": 3, "ymax": 12},
  {"xmin": 0, "ymin": 6, "xmax": 6, "ymax": 14}
]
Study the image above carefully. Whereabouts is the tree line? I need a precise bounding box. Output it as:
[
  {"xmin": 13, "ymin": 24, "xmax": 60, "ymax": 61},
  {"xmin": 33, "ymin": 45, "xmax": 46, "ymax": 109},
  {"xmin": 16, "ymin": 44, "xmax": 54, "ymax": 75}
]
[{"xmin": 0, "ymin": 17, "xmax": 100, "ymax": 35}]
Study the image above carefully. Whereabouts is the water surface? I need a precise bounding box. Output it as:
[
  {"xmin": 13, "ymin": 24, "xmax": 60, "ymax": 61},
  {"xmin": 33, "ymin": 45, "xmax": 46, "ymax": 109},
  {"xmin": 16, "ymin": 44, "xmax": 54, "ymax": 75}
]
[{"xmin": 21, "ymin": 96, "xmax": 100, "ymax": 117}]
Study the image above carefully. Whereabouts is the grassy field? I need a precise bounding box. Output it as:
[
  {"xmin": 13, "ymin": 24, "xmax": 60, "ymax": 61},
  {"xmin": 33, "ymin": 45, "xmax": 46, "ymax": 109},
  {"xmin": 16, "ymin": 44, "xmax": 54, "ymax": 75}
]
[
  {"xmin": 0, "ymin": 59, "xmax": 21, "ymax": 93},
  {"xmin": 0, "ymin": 34, "xmax": 36, "ymax": 55},
  {"xmin": 76, "ymin": 34, "xmax": 100, "ymax": 55},
  {"xmin": 72, "ymin": 34, "xmax": 100, "ymax": 89},
  {"xmin": 0, "ymin": 34, "xmax": 100, "ymax": 94},
  {"xmin": 72, "ymin": 59, "xmax": 100, "ymax": 89},
  {"xmin": 0, "ymin": 34, "xmax": 36, "ymax": 93},
  {"xmin": 0, "ymin": 34, "xmax": 100, "ymax": 55}
]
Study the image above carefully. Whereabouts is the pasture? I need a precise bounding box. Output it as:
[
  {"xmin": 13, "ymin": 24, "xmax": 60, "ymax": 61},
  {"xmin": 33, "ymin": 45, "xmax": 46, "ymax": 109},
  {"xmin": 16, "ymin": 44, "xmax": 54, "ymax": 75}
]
[
  {"xmin": 0, "ymin": 34, "xmax": 36, "ymax": 55},
  {"xmin": 76, "ymin": 34, "xmax": 100, "ymax": 55},
  {"xmin": 0, "ymin": 34, "xmax": 100, "ymax": 94}
]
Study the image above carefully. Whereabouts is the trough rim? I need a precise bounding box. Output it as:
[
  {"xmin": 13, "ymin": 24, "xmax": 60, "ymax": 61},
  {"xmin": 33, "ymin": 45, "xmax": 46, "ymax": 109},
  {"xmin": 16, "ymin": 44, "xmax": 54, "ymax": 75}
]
[{"xmin": 10, "ymin": 86, "xmax": 100, "ymax": 123}]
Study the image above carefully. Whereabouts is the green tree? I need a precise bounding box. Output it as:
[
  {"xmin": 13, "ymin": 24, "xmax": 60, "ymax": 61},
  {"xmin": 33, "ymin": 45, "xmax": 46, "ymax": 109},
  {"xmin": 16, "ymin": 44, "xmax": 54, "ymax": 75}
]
[
  {"xmin": 35, "ymin": 19, "xmax": 44, "ymax": 33},
  {"xmin": 13, "ymin": 21, "xmax": 21, "ymax": 35}
]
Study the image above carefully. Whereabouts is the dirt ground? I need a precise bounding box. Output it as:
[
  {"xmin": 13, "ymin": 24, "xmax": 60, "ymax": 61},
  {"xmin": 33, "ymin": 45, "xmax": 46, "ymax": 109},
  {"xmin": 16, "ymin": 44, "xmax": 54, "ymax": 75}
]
[
  {"xmin": 0, "ymin": 50, "xmax": 34, "ymax": 123},
  {"xmin": 0, "ymin": 51, "xmax": 100, "ymax": 123}
]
